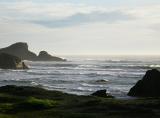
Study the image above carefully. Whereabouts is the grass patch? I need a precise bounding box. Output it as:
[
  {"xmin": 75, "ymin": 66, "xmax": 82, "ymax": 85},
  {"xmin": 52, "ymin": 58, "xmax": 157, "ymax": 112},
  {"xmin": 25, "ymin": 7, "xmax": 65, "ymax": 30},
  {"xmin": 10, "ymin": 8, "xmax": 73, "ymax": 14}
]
[
  {"xmin": 14, "ymin": 97, "xmax": 58, "ymax": 111},
  {"xmin": 0, "ymin": 103, "xmax": 13, "ymax": 113},
  {"xmin": 0, "ymin": 85, "xmax": 160, "ymax": 118},
  {"xmin": 0, "ymin": 114, "xmax": 15, "ymax": 118}
]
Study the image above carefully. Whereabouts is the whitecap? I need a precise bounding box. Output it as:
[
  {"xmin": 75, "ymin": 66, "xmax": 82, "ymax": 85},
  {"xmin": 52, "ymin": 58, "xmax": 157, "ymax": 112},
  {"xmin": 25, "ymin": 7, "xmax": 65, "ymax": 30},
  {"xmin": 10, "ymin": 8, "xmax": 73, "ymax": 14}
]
[
  {"xmin": 149, "ymin": 64, "xmax": 160, "ymax": 68},
  {"xmin": 81, "ymin": 83, "xmax": 104, "ymax": 87},
  {"xmin": 31, "ymin": 81, "xmax": 39, "ymax": 86}
]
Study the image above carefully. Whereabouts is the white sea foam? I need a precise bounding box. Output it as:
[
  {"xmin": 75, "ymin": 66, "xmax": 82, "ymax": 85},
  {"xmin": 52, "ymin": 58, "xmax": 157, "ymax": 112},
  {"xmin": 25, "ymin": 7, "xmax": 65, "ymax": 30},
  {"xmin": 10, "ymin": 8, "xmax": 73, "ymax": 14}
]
[{"xmin": 0, "ymin": 55, "xmax": 160, "ymax": 97}]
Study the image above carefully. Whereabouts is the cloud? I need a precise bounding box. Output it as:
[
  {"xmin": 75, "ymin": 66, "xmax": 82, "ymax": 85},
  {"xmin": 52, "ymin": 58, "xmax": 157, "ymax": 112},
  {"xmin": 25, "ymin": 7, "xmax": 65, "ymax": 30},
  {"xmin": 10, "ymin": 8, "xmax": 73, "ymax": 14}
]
[
  {"xmin": 0, "ymin": 1, "xmax": 133, "ymax": 28},
  {"xmin": 0, "ymin": 1, "xmax": 159, "ymax": 29},
  {"xmin": 0, "ymin": 1, "xmax": 160, "ymax": 55},
  {"xmin": 31, "ymin": 11, "xmax": 132, "ymax": 28},
  {"xmin": 149, "ymin": 24, "xmax": 160, "ymax": 32}
]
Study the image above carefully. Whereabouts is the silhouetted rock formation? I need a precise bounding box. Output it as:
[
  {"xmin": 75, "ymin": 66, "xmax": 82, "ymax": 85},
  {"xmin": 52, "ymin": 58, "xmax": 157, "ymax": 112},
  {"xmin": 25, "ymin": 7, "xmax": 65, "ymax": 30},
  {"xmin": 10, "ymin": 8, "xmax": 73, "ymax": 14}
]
[
  {"xmin": 128, "ymin": 69, "xmax": 160, "ymax": 97},
  {"xmin": 0, "ymin": 42, "xmax": 66, "ymax": 61},
  {"xmin": 0, "ymin": 53, "xmax": 28, "ymax": 69},
  {"xmin": 91, "ymin": 89, "xmax": 113, "ymax": 98},
  {"xmin": 0, "ymin": 42, "xmax": 37, "ymax": 60},
  {"xmin": 38, "ymin": 51, "xmax": 66, "ymax": 61}
]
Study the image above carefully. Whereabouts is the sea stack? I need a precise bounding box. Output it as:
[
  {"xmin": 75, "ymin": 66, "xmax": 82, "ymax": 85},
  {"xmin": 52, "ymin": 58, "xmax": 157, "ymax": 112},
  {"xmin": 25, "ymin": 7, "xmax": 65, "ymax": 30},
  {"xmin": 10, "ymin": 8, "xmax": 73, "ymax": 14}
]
[
  {"xmin": 0, "ymin": 42, "xmax": 37, "ymax": 60},
  {"xmin": 128, "ymin": 69, "xmax": 160, "ymax": 97},
  {"xmin": 0, "ymin": 42, "xmax": 66, "ymax": 61},
  {"xmin": 37, "ymin": 51, "xmax": 66, "ymax": 61},
  {"xmin": 0, "ymin": 53, "xmax": 28, "ymax": 69}
]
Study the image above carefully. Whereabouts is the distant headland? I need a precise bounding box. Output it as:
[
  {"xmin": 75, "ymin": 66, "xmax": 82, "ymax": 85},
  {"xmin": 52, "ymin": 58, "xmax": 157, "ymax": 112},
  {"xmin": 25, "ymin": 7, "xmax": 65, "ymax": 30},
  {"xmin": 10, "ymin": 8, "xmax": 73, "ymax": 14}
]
[{"xmin": 0, "ymin": 42, "xmax": 66, "ymax": 61}]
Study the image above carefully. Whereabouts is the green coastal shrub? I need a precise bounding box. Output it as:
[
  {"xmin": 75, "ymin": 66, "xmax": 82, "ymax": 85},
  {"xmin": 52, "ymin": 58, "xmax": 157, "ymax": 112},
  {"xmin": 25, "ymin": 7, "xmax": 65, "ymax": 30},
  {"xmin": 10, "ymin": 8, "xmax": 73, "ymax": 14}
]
[{"xmin": 16, "ymin": 97, "xmax": 57, "ymax": 110}]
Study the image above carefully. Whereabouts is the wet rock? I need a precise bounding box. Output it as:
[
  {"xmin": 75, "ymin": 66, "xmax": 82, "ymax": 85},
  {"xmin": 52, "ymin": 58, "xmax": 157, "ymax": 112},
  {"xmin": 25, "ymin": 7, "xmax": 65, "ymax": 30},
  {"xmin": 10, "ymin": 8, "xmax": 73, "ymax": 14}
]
[
  {"xmin": 0, "ymin": 53, "xmax": 28, "ymax": 69},
  {"xmin": 128, "ymin": 69, "xmax": 160, "ymax": 97},
  {"xmin": 91, "ymin": 89, "xmax": 113, "ymax": 98}
]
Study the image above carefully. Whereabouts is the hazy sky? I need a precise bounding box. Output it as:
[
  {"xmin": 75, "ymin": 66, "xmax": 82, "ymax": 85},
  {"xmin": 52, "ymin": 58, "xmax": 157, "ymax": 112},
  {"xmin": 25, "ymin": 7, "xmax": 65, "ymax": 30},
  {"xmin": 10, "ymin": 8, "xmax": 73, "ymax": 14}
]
[{"xmin": 0, "ymin": 0, "xmax": 160, "ymax": 55}]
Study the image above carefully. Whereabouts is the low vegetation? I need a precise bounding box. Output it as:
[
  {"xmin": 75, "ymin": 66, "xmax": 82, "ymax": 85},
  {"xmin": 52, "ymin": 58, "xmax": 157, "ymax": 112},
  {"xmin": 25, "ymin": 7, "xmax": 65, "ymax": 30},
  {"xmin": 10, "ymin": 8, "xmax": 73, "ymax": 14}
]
[{"xmin": 0, "ymin": 85, "xmax": 159, "ymax": 118}]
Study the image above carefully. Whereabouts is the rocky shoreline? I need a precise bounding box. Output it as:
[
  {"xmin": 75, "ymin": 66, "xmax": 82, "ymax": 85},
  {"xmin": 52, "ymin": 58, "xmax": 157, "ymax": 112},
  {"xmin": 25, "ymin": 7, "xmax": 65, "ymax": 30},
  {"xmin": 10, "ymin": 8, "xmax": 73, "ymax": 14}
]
[
  {"xmin": 0, "ymin": 85, "xmax": 159, "ymax": 118},
  {"xmin": 0, "ymin": 69, "xmax": 160, "ymax": 118},
  {"xmin": 0, "ymin": 44, "xmax": 160, "ymax": 117}
]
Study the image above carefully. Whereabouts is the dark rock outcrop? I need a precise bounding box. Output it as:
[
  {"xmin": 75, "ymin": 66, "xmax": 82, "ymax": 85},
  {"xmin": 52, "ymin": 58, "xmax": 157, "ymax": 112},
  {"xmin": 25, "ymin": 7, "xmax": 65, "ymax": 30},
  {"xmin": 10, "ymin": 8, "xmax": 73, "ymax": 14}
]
[
  {"xmin": 91, "ymin": 89, "xmax": 113, "ymax": 98},
  {"xmin": 0, "ymin": 42, "xmax": 37, "ymax": 60},
  {"xmin": 128, "ymin": 69, "xmax": 160, "ymax": 97},
  {"xmin": 37, "ymin": 51, "xmax": 66, "ymax": 61},
  {"xmin": 0, "ymin": 42, "xmax": 66, "ymax": 61},
  {"xmin": 0, "ymin": 53, "xmax": 28, "ymax": 69}
]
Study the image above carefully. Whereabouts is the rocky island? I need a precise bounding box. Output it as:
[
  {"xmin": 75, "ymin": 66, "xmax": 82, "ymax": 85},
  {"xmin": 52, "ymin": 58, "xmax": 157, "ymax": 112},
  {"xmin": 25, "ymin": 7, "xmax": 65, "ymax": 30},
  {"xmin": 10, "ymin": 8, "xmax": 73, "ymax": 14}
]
[{"xmin": 0, "ymin": 42, "xmax": 66, "ymax": 61}]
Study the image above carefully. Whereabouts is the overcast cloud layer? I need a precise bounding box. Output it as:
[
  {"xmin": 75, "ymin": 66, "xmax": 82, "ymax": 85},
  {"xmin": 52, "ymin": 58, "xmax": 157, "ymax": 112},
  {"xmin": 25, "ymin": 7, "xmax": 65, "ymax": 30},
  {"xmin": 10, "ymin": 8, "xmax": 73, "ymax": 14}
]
[{"xmin": 0, "ymin": 0, "xmax": 160, "ymax": 55}]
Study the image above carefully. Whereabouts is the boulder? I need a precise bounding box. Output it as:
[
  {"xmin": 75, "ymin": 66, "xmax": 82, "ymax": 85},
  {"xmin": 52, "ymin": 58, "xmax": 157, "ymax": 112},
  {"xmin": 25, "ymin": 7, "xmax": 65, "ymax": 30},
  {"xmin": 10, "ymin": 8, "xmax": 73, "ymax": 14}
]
[
  {"xmin": 128, "ymin": 69, "xmax": 160, "ymax": 97},
  {"xmin": 0, "ymin": 53, "xmax": 28, "ymax": 69},
  {"xmin": 91, "ymin": 89, "xmax": 113, "ymax": 98},
  {"xmin": 37, "ymin": 51, "xmax": 66, "ymax": 61}
]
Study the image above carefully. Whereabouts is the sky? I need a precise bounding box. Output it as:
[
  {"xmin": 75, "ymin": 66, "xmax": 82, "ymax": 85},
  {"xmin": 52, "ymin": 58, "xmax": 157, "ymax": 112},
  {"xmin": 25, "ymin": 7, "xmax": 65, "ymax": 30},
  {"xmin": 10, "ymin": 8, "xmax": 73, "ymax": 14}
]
[{"xmin": 0, "ymin": 0, "xmax": 160, "ymax": 55}]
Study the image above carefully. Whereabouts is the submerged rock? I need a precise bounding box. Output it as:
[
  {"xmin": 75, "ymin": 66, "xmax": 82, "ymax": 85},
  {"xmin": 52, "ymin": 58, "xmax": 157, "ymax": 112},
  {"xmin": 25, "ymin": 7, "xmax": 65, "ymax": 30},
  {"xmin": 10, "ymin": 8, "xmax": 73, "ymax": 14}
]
[
  {"xmin": 0, "ymin": 53, "xmax": 28, "ymax": 69},
  {"xmin": 95, "ymin": 79, "xmax": 108, "ymax": 84},
  {"xmin": 128, "ymin": 69, "xmax": 160, "ymax": 97},
  {"xmin": 91, "ymin": 89, "xmax": 113, "ymax": 98}
]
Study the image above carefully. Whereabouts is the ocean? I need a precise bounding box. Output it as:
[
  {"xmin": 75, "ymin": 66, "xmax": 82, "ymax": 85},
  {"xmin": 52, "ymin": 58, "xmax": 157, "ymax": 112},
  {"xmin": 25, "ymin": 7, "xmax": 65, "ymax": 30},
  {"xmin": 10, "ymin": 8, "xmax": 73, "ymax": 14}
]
[{"xmin": 0, "ymin": 55, "xmax": 160, "ymax": 98}]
